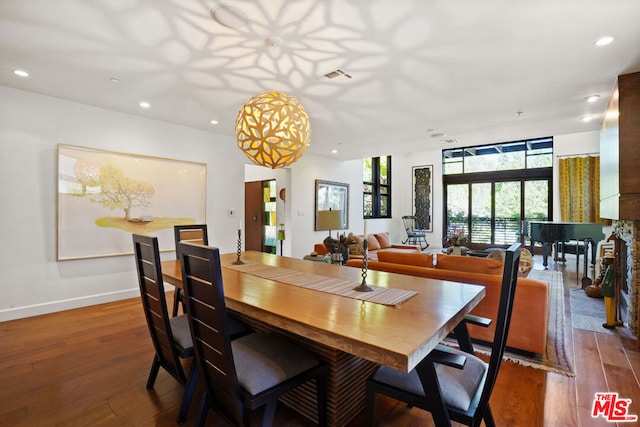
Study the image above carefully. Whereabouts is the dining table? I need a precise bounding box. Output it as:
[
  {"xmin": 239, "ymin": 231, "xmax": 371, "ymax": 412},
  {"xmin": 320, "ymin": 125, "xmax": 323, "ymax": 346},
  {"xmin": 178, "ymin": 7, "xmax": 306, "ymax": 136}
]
[{"xmin": 161, "ymin": 250, "xmax": 485, "ymax": 427}]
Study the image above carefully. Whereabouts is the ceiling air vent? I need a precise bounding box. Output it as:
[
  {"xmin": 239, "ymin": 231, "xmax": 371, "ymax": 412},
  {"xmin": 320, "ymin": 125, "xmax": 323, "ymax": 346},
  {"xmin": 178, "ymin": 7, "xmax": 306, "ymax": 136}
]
[{"xmin": 324, "ymin": 69, "xmax": 352, "ymax": 79}]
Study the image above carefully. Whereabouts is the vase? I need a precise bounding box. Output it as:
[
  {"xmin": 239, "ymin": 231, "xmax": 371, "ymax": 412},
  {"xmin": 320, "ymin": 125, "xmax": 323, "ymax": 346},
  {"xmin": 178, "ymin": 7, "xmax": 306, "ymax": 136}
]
[{"xmin": 452, "ymin": 246, "xmax": 462, "ymax": 255}]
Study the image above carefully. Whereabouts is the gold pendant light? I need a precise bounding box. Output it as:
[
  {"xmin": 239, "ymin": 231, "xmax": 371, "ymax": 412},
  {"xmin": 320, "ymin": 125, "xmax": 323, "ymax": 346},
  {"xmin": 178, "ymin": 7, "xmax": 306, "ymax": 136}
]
[{"xmin": 235, "ymin": 37, "xmax": 311, "ymax": 169}]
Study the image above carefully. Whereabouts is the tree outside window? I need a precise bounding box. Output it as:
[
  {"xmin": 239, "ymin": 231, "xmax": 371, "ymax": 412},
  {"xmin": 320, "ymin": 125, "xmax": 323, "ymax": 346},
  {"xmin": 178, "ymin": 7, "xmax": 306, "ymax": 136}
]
[{"xmin": 363, "ymin": 156, "xmax": 391, "ymax": 218}]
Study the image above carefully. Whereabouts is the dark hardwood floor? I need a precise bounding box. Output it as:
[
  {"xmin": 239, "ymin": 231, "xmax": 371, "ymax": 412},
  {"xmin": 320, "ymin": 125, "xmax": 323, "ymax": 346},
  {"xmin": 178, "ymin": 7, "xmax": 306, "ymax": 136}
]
[{"xmin": 1, "ymin": 255, "xmax": 638, "ymax": 426}]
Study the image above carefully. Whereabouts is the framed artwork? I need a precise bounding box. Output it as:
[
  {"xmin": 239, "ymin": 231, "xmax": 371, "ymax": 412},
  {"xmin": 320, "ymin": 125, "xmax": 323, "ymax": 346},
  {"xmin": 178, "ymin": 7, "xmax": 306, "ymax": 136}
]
[
  {"xmin": 314, "ymin": 179, "xmax": 349, "ymax": 231},
  {"xmin": 57, "ymin": 144, "xmax": 206, "ymax": 260},
  {"xmin": 412, "ymin": 165, "xmax": 433, "ymax": 232}
]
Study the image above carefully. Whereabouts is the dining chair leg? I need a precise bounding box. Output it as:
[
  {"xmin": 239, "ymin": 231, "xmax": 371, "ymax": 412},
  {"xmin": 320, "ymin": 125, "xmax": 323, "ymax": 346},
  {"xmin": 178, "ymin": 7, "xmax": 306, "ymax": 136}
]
[
  {"xmin": 146, "ymin": 356, "xmax": 161, "ymax": 389},
  {"xmin": 177, "ymin": 361, "xmax": 199, "ymax": 423},
  {"xmin": 260, "ymin": 400, "xmax": 278, "ymax": 427},
  {"xmin": 195, "ymin": 394, "xmax": 209, "ymax": 427},
  {"xmin": 416, "ymin": 360, "xmax": 451, "ymax": 427},
  {"xmin": 482, "ymin": 405, "xmax": 496, "ymax": 427}
]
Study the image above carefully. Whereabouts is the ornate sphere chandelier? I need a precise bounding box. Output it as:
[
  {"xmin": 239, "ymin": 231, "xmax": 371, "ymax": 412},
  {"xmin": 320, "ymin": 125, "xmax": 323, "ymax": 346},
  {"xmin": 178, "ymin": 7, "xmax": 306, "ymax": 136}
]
[
  {"xmin": 235, "ymin": 90, "xmax": 311, "ymax": 169},
  {"xmin": 234, "ymin": 36, "xmax": 311, "ymax": 169}
]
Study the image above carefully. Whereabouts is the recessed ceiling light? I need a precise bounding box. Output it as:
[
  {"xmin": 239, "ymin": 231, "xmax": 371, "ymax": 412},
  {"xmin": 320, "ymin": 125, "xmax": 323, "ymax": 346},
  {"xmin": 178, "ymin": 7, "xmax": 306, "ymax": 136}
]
[
  {"xmin": 431, "ymin": 132, "xmax": 446, "ymax": 138},
  {"xmin": 586, "ymin": 95, "xmax": 600, "ymax": 103},
  {"xmin": 581, "ymin": 115, "xmax": 594, "ymax": 123},
  {"xmin": 210, "ymin": 119, "xmax": 219, "ymax": 125},
  {"xmin": 139, "ymin": 101, "xmax": 150, "ymax": 109},
  {"xmin": 13, "ymin": 69, "xmax": 29, "ymax": 77},
  {"xmin": 331, "ymin": 149, "xmax": 338, "ymax": 154},
  {"xmin": 595, "ymin": 36, "xmax": 614, "ymax": 47},
  {"xmin": 110, "ymin": 77, "xmax": 120, "ymax": 83}
]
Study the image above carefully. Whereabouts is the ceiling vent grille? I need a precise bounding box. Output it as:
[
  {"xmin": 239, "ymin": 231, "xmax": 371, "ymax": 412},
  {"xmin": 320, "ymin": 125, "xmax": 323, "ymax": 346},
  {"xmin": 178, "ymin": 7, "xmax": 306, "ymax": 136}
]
[{"xmin": 324, "ymin": 69, "xmax": 352, "ymax": 79}]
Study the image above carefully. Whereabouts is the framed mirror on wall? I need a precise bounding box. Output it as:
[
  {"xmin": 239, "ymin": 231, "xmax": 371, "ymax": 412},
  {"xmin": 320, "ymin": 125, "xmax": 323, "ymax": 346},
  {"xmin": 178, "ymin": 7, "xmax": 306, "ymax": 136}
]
[
  {"xmin": 315, "ymin": 180, "xmax": 349, "ymax": 231},
  {"xmin": 412, "ymin": 165, "xmax": 433, "ymax": 232}
]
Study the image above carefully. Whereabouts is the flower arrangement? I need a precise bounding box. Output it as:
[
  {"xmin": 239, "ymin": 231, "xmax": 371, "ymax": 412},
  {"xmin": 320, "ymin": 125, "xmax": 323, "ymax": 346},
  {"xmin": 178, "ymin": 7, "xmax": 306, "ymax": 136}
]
[{"xmin": 446, "ymin": 229, "xmax": 468, "ymax": 247}]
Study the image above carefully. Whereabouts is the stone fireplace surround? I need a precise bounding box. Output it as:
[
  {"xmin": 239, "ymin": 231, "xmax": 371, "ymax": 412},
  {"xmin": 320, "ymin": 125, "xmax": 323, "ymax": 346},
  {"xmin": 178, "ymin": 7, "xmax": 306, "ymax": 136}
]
[{"xmin": 612, "ymin": 220, "xmax": 639, "ymax": 336}]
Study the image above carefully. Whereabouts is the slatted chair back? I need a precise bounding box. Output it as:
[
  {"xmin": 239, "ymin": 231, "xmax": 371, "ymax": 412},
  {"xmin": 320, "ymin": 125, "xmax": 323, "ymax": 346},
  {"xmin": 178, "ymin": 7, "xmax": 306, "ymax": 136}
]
[
  {"xmin": 179, "ymin": 242, "xmax": 328, "ymax": 427},
  {"xmin": 417, "ymin": 242, "xmax": 521, "ymax": 426},
  {"xmin": 178, "ymin": 242, "xmax": 246, "ymax": 425},
  {"xmin": 132, "ymin": 234, "xmax": 198, "ymax": 423},
  {"xmin": 366, "ymin": 242, "xmax": 521, "ymax": 427},
  {"xmin": 132, "ymin": 234, "xmax": 188, "ymax": 385},
  {"xmin": 473, "ymin": 241, "xmax": 521, "ymax": 421},
  {"xmin": 172, "ymin": 224, "xmax": 208, "ymax": 316},
  {"xmin": 174, "ymin": 224, "xmax": 208, "ymax": 258}
]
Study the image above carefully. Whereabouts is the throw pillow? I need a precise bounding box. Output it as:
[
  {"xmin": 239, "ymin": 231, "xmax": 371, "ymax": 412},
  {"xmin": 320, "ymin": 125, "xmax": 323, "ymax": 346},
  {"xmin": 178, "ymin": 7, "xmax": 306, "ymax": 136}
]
[
  {"xmin": 487, "ymin": 250, "xmax": 505, "ymax": 262},
  {"xmin": 367, "ymin": 234, "xmax": 381, "ymax": 251},
  {"xmin": 345, "ymin": 232, "xmax": 364, "ymax": 255},
  {"xmin": 518, "ymin": 247, "xmax": 533, "ymax": 277},
  {"xmin": 374, "ymin": 232, "xmax": 392, "ymax": 249}
]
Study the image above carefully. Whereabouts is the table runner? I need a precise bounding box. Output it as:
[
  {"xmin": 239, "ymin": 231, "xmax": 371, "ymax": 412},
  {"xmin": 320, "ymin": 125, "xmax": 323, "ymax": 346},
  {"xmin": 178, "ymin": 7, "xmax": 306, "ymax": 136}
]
[{"xmin": 224, "ymin": 262, "xmax": 417, "ymax": 307}]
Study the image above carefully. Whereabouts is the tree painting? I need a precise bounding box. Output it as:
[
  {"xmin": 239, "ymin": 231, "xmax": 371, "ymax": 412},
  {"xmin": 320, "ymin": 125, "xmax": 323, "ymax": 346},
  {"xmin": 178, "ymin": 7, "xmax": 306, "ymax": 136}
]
[
  {"xmin": 58, "ymin": 144, "xmax": 206, "ymax": 260},
  {"xmin": 74, "ymin": 160, "xmax": 155, "ymax": 222}
]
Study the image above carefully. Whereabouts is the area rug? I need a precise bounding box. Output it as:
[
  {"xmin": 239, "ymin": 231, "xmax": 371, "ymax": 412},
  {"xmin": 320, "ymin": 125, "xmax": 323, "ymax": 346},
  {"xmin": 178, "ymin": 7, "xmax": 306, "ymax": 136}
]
[
  {"xmin": 445, "ymin": 269, "xmax": 575, "ymax": 376},
  {"xmin": 569, "ymin": 287, "xmax": 615, "ymax": 335}
]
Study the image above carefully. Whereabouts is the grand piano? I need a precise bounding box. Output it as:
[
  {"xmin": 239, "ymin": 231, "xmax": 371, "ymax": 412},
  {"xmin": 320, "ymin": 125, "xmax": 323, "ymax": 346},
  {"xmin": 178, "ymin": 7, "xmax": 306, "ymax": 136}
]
[{"xmin": 528, "ymin": 221, "xmax": 604, "ymax": 286}]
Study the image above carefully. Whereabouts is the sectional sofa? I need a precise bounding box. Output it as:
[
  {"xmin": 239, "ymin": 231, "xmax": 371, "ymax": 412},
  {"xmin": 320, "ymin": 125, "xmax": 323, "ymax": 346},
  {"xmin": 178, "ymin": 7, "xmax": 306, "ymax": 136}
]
[{"xmin": 345, "ymin": 251, "xmax": 549, "ymax": 355}]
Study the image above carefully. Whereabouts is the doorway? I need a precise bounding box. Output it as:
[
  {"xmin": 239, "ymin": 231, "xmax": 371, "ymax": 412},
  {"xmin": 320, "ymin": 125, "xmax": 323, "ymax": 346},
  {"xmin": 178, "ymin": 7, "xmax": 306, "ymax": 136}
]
[{"xmin": 244, "ymin": 179, "xmax": 277, "ymax": 253}]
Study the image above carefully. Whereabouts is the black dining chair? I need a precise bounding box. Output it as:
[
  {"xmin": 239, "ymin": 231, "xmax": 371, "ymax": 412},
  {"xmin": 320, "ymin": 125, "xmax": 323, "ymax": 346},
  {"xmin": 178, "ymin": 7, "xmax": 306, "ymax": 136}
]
[
  {"xmin": 132, "ymin": 233, "xmax": 198, "ymax": 424},
  {"xmin": 172, "ymin": 224, "xmax": 208, "ymax": 316},
  {"xmin": 365, "ymin": 242, "xmax": 522, "ymax": 427},
  {"xmin": 178, "ymin": 241, "xmax": 328, "ymax": 427}
]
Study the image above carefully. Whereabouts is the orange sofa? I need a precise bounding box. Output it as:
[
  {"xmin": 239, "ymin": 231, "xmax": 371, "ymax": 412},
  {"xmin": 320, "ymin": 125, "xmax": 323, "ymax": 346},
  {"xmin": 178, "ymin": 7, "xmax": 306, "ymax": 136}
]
[
  {"xmin": 314, "ymin": 232, "xmax": 421, "ymax": 261},
  {"xmin": 345, "ymin": 251, "xmax": 549, "ymax": 355}
]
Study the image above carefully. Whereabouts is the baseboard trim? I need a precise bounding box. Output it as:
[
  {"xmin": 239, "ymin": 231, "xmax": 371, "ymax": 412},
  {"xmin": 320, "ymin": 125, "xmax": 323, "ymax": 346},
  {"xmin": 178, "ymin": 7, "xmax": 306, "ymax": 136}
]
[{"xmin": 0, "ymin": 289, "xmax": 140, "ymax": 322}]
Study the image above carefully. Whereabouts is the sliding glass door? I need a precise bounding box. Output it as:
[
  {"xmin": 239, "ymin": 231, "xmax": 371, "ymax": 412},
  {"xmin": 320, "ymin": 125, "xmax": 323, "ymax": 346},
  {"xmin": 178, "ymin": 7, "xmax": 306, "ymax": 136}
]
[
  {"xmin": 443, "ymin": 137, "xmax": 553, "ymax": 249},
  {"xmin": 445, "ymin": 177, "xmax": 550, "ymax": 248}
]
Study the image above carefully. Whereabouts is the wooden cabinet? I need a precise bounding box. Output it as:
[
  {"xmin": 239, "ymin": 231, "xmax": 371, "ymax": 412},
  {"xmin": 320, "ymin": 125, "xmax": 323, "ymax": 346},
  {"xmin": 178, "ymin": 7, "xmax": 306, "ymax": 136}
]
[{"xmin": 600, "ymin": 71, "xmax": 640, "ymax": 220}]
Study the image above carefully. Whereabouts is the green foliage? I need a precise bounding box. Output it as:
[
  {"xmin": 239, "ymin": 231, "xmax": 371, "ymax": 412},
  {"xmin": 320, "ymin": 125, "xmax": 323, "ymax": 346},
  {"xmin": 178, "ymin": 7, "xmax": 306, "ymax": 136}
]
[{"xmin": 74, "ymin": 161, "xmax": 155, "ymax": 220}]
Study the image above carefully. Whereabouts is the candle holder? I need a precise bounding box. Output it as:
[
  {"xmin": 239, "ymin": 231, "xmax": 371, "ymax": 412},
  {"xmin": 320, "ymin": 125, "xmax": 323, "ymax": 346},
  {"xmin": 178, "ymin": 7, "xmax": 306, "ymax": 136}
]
[
  {"xmin": 353, "ymin": 239, "xmax": 374, "ymax": 292},
  {"xmin": 232, "ymin": 229, "xmax": 245, "ymax": 265}
]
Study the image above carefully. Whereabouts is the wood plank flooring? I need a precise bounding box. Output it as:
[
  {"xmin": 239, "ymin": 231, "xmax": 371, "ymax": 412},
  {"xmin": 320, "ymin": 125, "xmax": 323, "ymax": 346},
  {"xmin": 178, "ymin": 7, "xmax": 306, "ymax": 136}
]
[{"xmin": 1, "ymin": 256, "xmax": 638, "ymax": 426}]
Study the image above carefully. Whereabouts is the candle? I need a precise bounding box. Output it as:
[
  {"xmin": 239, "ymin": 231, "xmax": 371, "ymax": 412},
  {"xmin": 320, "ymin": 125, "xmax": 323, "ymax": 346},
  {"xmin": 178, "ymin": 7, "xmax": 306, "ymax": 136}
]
[{"xmin": 363, "ymin": 219, "xmax": 368, "ymax": 237}]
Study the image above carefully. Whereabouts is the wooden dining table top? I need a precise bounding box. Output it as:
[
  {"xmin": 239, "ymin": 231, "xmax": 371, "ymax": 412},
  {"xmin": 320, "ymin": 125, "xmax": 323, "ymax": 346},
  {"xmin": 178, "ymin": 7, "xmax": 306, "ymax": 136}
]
[{"xmin": 161, "ymin": 250, "xmax": 485, "ymax": 373}]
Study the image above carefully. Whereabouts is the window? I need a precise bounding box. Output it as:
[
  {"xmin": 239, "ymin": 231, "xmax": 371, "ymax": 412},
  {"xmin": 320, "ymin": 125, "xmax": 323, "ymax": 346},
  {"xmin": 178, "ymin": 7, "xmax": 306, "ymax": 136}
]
[
  {"xmin": 363, "ymin": 156, "xmax": 391, "ymax": 218},
  {"xmin": 443, "ymin": 138, "xmax": 552, "ymax": 248}
]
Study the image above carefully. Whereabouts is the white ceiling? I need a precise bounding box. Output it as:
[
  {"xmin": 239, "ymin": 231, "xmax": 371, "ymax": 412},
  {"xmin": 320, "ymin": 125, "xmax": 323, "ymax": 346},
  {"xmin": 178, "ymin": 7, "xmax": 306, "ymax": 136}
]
[{"xmin": 2, "ymin": 0, "xmax": 640, "ymax": 160}]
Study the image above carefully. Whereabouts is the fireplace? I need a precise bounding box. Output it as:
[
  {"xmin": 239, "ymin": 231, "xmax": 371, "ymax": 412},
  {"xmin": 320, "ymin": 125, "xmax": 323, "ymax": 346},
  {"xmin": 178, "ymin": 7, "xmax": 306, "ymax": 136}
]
[{"xmin": 611, "ymin": 220, "xmax": 639, "ymax": 336}]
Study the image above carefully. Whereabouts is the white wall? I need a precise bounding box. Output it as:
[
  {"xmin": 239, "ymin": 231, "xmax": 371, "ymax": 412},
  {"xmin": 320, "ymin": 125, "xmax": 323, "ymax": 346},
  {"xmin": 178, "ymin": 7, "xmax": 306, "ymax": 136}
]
[
  {"xmin": 0, "ymin": 86, "xmax": 247, "ymax": 321},
  {"xmin": 288, "ymin": 153, "xmax": 364, "ymax": 258},
  {"xmin": 393, "ymin": 150, "xmax": 444, "ymax": 248}
]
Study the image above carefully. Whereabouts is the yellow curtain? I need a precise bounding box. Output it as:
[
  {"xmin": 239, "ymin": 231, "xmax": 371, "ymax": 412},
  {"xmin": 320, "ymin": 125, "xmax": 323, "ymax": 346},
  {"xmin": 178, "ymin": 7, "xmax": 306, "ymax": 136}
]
[{"xmin": 558, "ymin": 156, "xmax": 600, "ymax": 222}]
